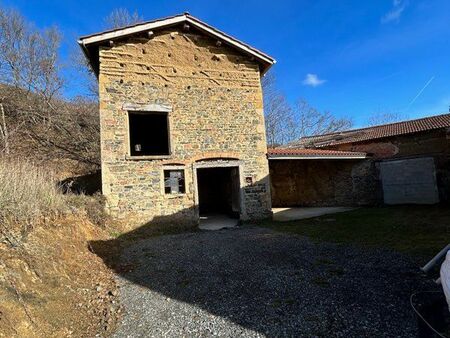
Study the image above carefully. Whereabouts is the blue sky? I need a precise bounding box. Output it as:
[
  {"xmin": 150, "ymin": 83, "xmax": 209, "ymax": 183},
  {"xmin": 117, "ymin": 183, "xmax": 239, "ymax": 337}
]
[{"xmin": 3, "ymin": 0, "xmax": 450, "ymax": 126}]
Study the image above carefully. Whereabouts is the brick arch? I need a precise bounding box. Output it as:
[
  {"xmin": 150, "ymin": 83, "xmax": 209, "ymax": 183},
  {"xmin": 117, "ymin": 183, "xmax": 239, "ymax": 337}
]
[{"xmin": 192, "ymin": 152, "xmax": 241, "ymax": 162}]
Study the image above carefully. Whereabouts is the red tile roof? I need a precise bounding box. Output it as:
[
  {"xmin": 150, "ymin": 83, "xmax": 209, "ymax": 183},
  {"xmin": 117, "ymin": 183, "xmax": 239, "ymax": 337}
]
[
  {"xmin": 268, "ymin": 148, "xmax": 367, "ymax": 159},
  {"xmin": 290, "ymin": 113, "xmax": 450, "ymax": 148}
]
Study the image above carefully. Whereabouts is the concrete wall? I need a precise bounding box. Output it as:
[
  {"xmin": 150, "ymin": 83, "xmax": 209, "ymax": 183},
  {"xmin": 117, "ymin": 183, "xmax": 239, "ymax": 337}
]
[
  {"xmin": 98, "ymin": 26, "xmax": 271, "ymax": 226},
  {"xmin": 269, "ymin": 159, "xmax": 381, "ymax": 207},
  {"xmin": 379, "ymin": 157, "xmax": 440, "ymax": 204}
]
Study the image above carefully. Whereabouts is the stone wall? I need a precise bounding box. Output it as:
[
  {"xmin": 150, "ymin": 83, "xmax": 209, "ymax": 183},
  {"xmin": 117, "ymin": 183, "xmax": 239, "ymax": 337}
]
[
  {"xmin": 331, "ymin": 129, "xmax": 450, "ymax": 203},
  {"xmin": 98, "ymin": 26, "xmax": 271, "ymax": 226},
  {"xmin": 273, "ymin": 129, "xmax": 450, "ymax": 207},
  {"xmin": 269, "ymin": 159, "xmax": 381, "ymax": 207}
]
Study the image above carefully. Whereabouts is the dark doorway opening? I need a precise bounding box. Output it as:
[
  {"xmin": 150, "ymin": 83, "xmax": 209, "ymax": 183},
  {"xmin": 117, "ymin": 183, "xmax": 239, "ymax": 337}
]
[{"xmin": 197, "ymin": 167, "xmax": 240, "ymax": 218}]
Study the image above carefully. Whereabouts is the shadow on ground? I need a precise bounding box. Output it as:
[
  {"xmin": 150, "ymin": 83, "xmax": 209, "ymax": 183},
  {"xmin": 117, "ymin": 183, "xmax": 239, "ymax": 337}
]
[{"xmin": 90, "ymin": 211, "xmax": 437, "ymax": 337}]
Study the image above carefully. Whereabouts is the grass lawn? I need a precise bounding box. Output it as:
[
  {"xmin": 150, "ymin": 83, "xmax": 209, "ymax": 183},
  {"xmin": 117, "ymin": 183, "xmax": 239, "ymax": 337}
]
[{"xmin": 257, "ymin": 205, "xmax": 450, "ymax": 259}]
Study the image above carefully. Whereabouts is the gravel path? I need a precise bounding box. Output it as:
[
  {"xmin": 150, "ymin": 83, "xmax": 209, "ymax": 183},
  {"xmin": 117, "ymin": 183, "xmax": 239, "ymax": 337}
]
[{"xmin": 112, "ymin": 226, "xmax": 434, "ymax": 337}]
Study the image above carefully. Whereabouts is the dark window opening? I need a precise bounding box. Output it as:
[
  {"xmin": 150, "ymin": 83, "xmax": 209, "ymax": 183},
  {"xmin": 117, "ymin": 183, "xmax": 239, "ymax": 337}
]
[
  {"xmin": 164, "ymin": 170, "xmax": 185, "ymax": 194},
  {"xmin": 129, "ymin": 112, "xmax": 170, "ymax": 156}
]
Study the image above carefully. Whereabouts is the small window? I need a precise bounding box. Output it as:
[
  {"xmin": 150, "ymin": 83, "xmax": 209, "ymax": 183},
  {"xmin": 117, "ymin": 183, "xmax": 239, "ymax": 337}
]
[
  {"xmin": 164, "ymin": 170, "xmax": 185, "ymax": 194},
  {"xmin": 128, "ymin": 111, "xmax": 170, "ymax": 156}
]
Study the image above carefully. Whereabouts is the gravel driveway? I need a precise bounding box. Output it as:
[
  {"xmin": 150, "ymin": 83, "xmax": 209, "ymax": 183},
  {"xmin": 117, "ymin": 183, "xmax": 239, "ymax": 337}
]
[{"xmin": 111, "ymin": 226, "xmax": 434, "ymax": 337}]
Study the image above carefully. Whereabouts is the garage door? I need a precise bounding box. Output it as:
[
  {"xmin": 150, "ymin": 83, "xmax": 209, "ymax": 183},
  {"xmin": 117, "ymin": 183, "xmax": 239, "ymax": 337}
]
[{"xmin": 380, "ymin": 157, "xmax": 439, "ymax": 205}]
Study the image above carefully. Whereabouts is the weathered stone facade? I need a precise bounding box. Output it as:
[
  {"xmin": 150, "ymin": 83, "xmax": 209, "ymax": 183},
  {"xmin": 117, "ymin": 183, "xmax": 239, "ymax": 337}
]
[
  {"xmin": 269, "ymin": 159, "xmax": 381, "ymax": 207},
  {"xmin": 97, "ymin": 26, "xmax": 271, "ymax": 226}
]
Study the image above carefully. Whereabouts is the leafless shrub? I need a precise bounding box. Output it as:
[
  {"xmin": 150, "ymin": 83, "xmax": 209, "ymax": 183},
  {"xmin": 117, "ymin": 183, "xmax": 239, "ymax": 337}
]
[
  {"xmin": 24, "ymin": 96, "xmax": 101, "ymax": 167},
  {"xmin": 0, "ymin": 6, "xmax": 62, "ymax": 155}
]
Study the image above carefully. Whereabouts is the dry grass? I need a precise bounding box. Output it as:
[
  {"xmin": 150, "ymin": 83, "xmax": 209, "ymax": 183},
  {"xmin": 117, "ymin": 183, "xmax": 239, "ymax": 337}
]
[
  {"xmin": 0, "ymin": 158, "xmax": 67, "ymax": 228},
  {"xmin": 0, "ymin": 158, "xmax": 113, "ymax": 244}
]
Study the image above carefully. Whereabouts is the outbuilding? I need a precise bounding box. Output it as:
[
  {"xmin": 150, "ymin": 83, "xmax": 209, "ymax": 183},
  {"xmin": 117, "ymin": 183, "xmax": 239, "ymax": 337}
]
[{"xmin": 270, "ymin": 113, "xmax": 450, "ymax": 206}]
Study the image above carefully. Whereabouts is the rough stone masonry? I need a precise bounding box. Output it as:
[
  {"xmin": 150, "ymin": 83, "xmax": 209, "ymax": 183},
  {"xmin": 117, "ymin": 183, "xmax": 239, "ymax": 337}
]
[{"xmin": 95, "ymin": 24, "xmax": 272, "ymax": 227}]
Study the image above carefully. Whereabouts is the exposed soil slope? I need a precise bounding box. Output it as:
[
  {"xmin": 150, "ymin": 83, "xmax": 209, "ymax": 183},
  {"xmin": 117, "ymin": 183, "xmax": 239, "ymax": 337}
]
[{"xmin": 0, "ymin": 217, "xmax": 119, "ymax": 337}]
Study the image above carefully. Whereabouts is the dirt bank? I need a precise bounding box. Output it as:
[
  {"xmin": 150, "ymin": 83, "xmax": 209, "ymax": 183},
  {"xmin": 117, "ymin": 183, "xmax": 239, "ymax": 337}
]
[{"xmin": 0, "ymin": 216, "xmax": 120, "ymax": 337}]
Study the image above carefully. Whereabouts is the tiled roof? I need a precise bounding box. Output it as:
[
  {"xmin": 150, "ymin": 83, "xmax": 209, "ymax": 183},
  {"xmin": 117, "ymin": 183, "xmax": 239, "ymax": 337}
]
[
  {"xmin": 290, "ymin": 113, "xmax": 450, "ymax": 148},
  {"xmin": 268, "ymin": 148, "xmax": 367, "ymax": 159}
]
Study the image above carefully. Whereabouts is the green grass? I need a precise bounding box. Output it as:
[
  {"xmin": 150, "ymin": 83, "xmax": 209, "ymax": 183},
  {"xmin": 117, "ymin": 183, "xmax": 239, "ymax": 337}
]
[{"xmin": 257, "ymin": 206, "xmax": 450, "ymax": 259}]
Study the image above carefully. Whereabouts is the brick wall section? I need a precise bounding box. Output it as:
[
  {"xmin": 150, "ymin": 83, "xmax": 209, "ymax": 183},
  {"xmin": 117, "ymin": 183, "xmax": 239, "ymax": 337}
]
[{"xmin": 98, "ymin": 27, "xmax": 271, "ymax": 226}]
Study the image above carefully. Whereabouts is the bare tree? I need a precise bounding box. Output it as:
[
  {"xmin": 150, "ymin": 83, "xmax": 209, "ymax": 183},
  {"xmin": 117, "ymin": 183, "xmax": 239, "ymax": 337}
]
[
  {"xmin": 262, "ymin": 71, "xmax": 352, "ymax": 146},
  {"xmin": 262, "ymin": 72, "xmax": 295, "ymax": 147},
  {"xmin": 73, "ymin": 8, "xmax": 144, "ymax": 99},
  {"xmin": 0, "ymin": 8, "xmax": 63, "ymax": 104},
  {"xmin": 0, "ymin": 6, "xmax": 100, "ymax": 167},
  {"xmin": 27, "ymin": 96, "xmax": 100, "ymax": 166},
  {"xmin": 0, "ymin": 102, "xmax": 9, "ymax": 154},
  {"xmin": 104, "ymin": 8, "xmax": 143, "ymax": 29},
  {"xmin": 367, "ymin": 111, "xmax": 406, "ymax": 126},
  {"xmin": 295, "ymin": 99, "xmax": 353, "ymax": 137},
  {"xmin": 72, "ymin": 48, "xmax": 98, "ymax": 98},
  {"xmin": 0, "ymin": 7, "xmax": 64, "ymax": 154}
]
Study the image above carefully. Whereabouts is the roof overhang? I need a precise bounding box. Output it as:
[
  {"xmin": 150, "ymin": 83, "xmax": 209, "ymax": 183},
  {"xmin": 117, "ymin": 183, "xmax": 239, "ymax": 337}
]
[
  {"xmin": 78, "ymin": 13, "xmax": 276, "ymax": 77},
  {"xmin": 268, "ymin": 154, "xmax": 368, "ymax": 160},
  {"xmin": 267, "ymin": 148, "xmax": 368, "ymax": 160}
]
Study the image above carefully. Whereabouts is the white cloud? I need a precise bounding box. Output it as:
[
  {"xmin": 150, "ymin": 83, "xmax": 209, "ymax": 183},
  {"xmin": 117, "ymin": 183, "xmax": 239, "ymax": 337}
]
[
  {"xmin": 302, "ymin": 73, "xmax": 326, "ymax": 87},
  {"xmin": 381, "ymin": 0, "xmax": 408, "ymax": 24}
]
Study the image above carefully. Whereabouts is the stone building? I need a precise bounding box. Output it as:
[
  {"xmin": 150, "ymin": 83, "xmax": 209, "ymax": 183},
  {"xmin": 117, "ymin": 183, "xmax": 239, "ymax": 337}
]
[
  {"xmin": 270, "ymin": 113, "xmax": 450, "ymax": 206},
  {"xmin": 78, "ymin": 13, "xmax": 275, "ymax": 226}
]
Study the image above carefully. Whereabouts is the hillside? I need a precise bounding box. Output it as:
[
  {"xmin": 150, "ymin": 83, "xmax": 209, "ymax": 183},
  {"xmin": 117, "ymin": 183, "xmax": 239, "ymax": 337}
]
[
  {"xmin": 0, "ymin": 160, "xmax": 119, "ymax": 337},
  {"xmin": 0, "ymin": 217, "xmax": 119, "ymax": 337}
]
